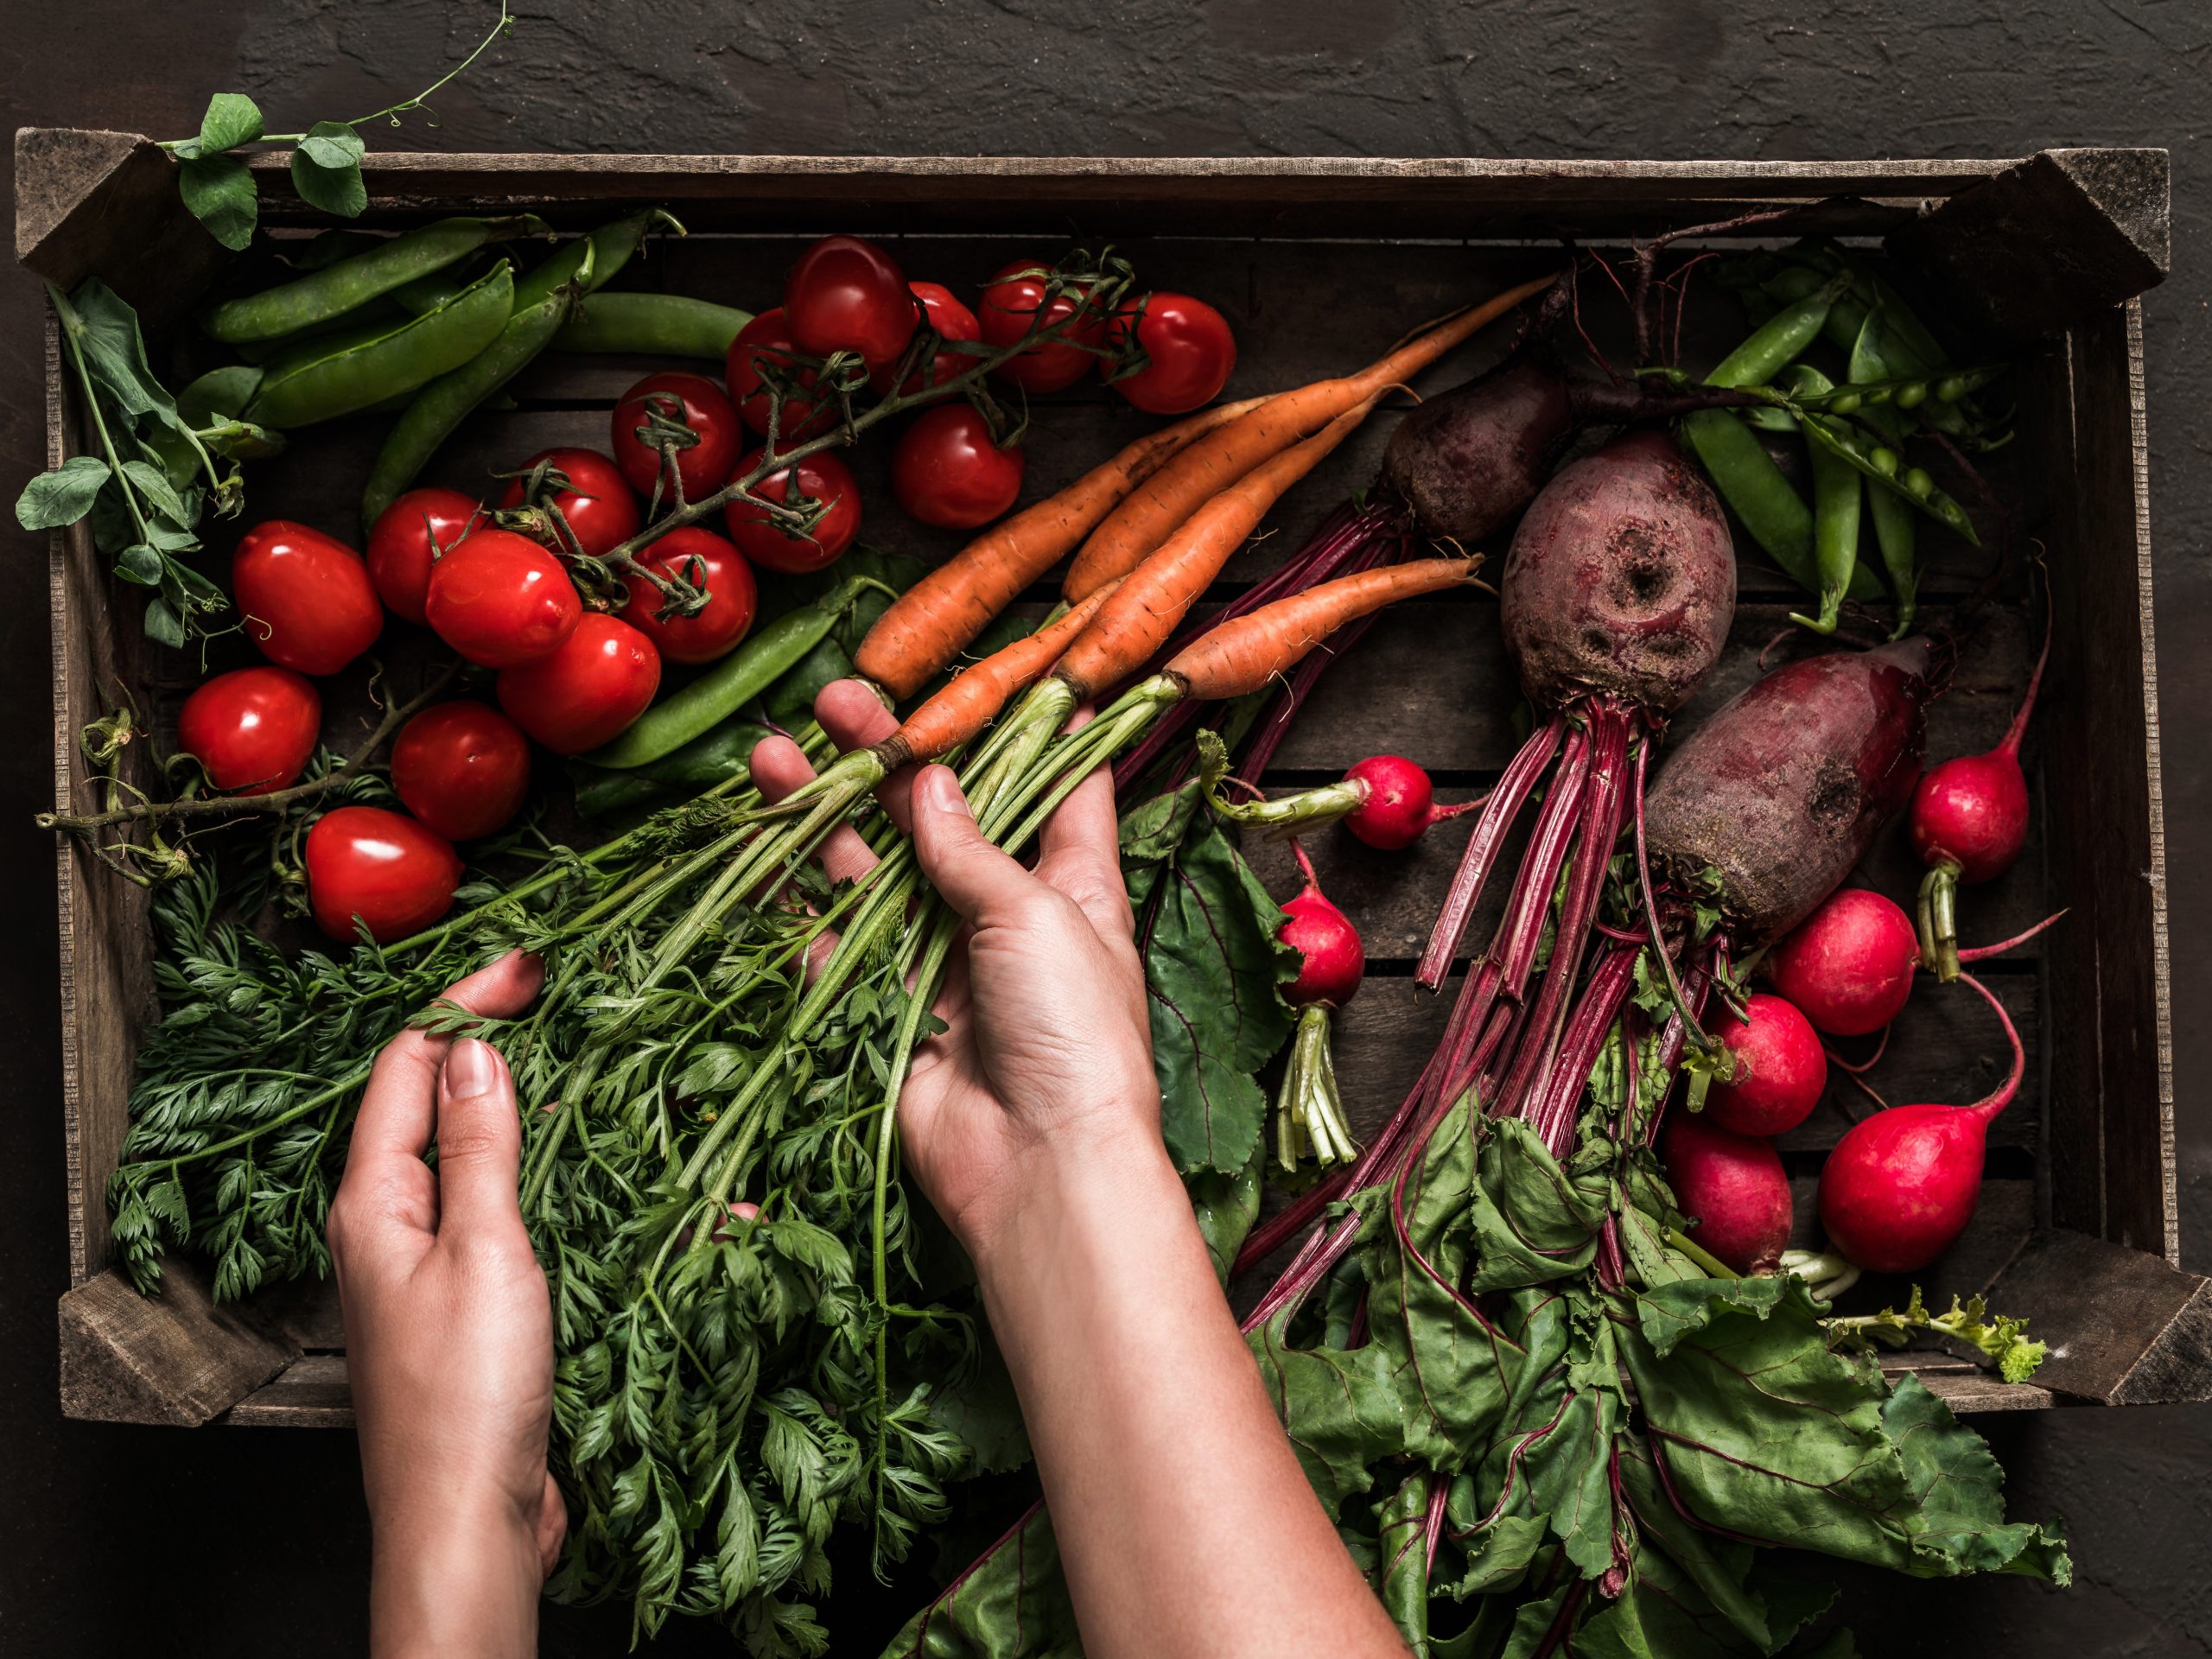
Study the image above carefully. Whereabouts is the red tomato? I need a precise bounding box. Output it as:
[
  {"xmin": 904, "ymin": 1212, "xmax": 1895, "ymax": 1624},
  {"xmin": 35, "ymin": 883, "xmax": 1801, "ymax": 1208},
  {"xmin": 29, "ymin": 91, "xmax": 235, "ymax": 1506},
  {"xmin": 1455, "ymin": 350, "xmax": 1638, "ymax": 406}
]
[
  {"xmin": 891, "ymin": 405, "xmax": 1027, "ymax": 530},
  {"xmin": 978, "ymin": 258, "xmax": 1102, "ymax": 393},
  {"xmin": 870, "ymin": 282, "xmax": 983, "ymax": 396},
  {"xmin": 497, "ymin": 448, "xmax": 641, "ymax": 559},
  {"xmin": 611, "ymin": 372, "xmax": 743, "ymax": 504},
  {"xmin": 723, "ymin": 447, "xmax": 861, "ymax": 574},
  {"xmin": 176, "ymin": 667, "xmax": 321, "ymax": 796},
  {"xmin": 725, "ymin": 308, "xmax": 832, "ymax": 440},
  {"xmin": 391, "ymin": 700, "xmax": 532, "ymax": 842},
  {"xmin": 497, "ymin": 614, "xmax": 662, "ymax": 755},
  {"xmin": 305, "ymin": 805, "xmax": 461, "ymax": 943},
  {"xmin": 1105, "ymin": 292, "xmax": 1237, "ymax": 415},
  {"xmin": 423, "ymin": 527, "xmax": 582, "ymax": 670},
  {"xmin": 621, "ymin": 526, "xmax": 758, "ymax": 665},
  {"xmin": 231, "ymin": 521, "xmax": 383, "ymax": 676},
  {"xmin": 365, "ymin": 487, "xmax": 481, "ymax": 626},
  {"xmin": 783, "ymin": 234, "xmax": 916, "ymax": 366}
]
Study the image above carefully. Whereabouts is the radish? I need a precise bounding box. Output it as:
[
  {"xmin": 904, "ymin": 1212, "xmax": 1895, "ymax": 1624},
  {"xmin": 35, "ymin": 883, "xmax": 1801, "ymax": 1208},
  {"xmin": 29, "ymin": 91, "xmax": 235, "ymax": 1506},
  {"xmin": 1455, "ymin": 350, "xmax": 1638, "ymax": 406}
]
[
  {"xmin": 1910, "ymin": 604, "xmax": 2049, "ymax": 981},
  {"xmin": 1200, "ymin": 746, "xmax": 1482, "ymax": 851},
  {"xmin": 1702, "ymin": 990, "xmax": 1827, "ymax": 1136},
  {"xmin": 1272, "ymin": 842, "xmax": 1363, "ymax": 1169},
  {"xmin": 1817, "ymin": 971, "xmax": 2022, "ymax": 1274},
  {"xmin": 1659, "ymin": 1111, "xmax": 1793, "ymax": 1274}
]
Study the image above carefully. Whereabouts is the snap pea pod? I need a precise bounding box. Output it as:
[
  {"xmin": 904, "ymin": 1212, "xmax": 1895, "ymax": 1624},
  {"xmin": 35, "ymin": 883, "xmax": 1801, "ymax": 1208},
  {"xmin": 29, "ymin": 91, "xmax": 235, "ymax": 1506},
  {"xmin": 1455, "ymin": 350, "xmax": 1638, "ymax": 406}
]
[
  {"xmin": 1796, "ymin": 413, "xmax": 1980, "ymax": 545},
  {"xmin": 242, "ymin": 260, "xmax": 514, "ymax": 430},
  {"xmin": 1703, "ymin": 275, "xmax": 1847, "ymax": 390},
  {"xmin": 359, "ymin": 240, "xmax": 601, "ymax": 532},
  {"xmin": 553, "ymin": 291, "xmax": 752, "ymax": 359},
  {"xmin": 1850, "ymin": 309, "xmax": 1922, "ymax": 639},
  {"xmin": 1781, "ymin": 369, "xmax": 1861, "ymax": 633},
  {"xmin": 760, "ymin": 633, "xmax": 857, "ymax": 727},
  {"xmin": 585, "ymin": 583, "xmax": 859, "ymax": 769},
  {"xmin": 291, "ymin": 227, "xmax": 385, "ymax": 272},
  {"xmin": 232, "ymin": 298, "xmax": 406, "ymax": 364},
  {"xmin": 571, "ymin": 718, "xmax": 771, "ymax": 818},
  {"xmin": 202, "ymin": 214, "xmax": 550, "ymax": 346},
  {"xmin": 512, "ymin": 208, "xmax": 677, "ymax": 313}
]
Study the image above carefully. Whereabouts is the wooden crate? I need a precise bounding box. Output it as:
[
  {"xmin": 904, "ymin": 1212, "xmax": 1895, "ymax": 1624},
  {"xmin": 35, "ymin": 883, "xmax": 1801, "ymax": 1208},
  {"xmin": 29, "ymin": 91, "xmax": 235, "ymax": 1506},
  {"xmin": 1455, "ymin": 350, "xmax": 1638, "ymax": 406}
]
[{"xmin": 20, "ymin": 136, "xmax": 2200, "ymax": 1425}]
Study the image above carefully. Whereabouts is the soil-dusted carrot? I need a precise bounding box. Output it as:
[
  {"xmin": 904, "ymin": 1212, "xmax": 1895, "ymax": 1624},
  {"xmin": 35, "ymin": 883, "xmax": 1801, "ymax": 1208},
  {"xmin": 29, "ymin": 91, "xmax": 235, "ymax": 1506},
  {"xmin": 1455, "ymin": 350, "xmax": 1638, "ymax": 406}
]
[
  {"xmin": 872, "ymin": 582, "xmax": 1120, "ymax": 770},
  {"xmin": 1063, "ymin": 275, "xmax": 1554, "ymax": 601},
  {"xmin": 1051, "ymin": 400, "xmax": 1372, "ymax": 701},
  {"xmin": 1164, "ymin": 557, "xmax": 1482, "ymax": 702},
  {"xmin": 855, "ymin": 397, "xmax": 1264, "ymax": 697}
]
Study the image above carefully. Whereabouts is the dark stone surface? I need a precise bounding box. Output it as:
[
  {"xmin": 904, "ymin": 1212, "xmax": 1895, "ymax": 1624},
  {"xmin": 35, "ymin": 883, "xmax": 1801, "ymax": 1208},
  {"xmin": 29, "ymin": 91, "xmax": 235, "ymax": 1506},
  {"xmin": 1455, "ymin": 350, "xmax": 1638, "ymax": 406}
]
[{"xmin": 3, "ymin": 2, "xmax": 2207, "ymax": 1653}]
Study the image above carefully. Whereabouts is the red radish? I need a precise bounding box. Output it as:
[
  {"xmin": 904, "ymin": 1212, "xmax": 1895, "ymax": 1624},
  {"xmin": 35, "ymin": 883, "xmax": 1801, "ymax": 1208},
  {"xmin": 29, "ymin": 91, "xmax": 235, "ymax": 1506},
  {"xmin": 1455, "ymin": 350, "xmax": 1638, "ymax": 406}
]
[
  {"xmin": 1910, "ymin": 604, "xmax": 2049, "ymax": 981},
  {"xmin": 1767, "ymin": 888, "xmax": 1919, "ymax": 1038},
  {"xmin": 1660, "ymin": 1111, "xmax": 1792, "ymax": 1274},
  {"xmin": 1205, "ymin": 751, "xmax": 1482, "ymax": 851},
  {"xmin": 1817, "ymin": 971, "xmax": 2022, "ymax": 1274},
  {"xmin": 1704, "ymin": 991, "xmax": 1827, "ymax": 1136},
  {"xmin": 1272, "ymin": 842, "xmax": 1363, "ymax": 1170}
]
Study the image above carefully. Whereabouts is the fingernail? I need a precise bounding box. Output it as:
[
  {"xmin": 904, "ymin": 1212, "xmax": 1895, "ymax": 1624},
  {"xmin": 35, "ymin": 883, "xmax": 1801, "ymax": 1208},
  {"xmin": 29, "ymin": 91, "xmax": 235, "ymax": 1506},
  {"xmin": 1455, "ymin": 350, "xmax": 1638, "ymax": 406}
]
[
  {"xmin": 443, "ymin": 1037, "xmax": 497, "ymax": 1099},
  {"xmin": 923, "ymin": 766, "xmax": 969, "ymax": 819}
]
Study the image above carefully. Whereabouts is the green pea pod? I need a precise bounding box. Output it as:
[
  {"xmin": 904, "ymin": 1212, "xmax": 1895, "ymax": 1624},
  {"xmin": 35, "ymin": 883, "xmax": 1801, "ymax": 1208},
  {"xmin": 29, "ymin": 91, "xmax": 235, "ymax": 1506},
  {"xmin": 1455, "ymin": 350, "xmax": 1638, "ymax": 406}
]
[
  {"xmin": 569, "ymin": 766, "xmax": 669, "ymax": 821},
  {"xmin": 202, "ymin": 215, "xmax": 550, "ymax": 346},
  {"xmin": 585, "ymin": 590, "xmax": 851, "ymax": 769},
  {"xmin": 1683, "ymin": 409, "xmax": 1880, "ymax": 601},
  {"xmin": 243, "ymin": 261, "xmax": 514, "ymax": 429},
  {"xmin": 359, "ymin": 243, "xmax": 596, "ymax": 531},
  {"xmin": 1849, "ymin": 310, "xmax": 1922, "ymax": 639},
  {"xmin": 291, "ymin": 227, "xmax": 385, "ymax": 272},
  {"xmin": 1796, "ymin": 414, "xmax": 1980, "ymax": 546},
  {"xmin": 554, "ymin": 292, "xmax": 751, "ymax": 359},
  {"xmin": 1704, "ymin": 275, "xmax": 1847, "ymax": 390},
  {"xmin": 512, "ymin": 208, "xmax": 680, "ymax": 314},
  {"xmin": 1791, "ymin": 430, "xmax": 1863, "ymax": 634},
  {"xmin": 571, "ymin": 716, "xmax": 772, "ymax": 817},
  {"xmin": 386, "ymin": 268, "xmax": 470, "ymax": 316},
  {"xmin": 760, "ymin": 633, "xmax": 856, "ymax": 727}
]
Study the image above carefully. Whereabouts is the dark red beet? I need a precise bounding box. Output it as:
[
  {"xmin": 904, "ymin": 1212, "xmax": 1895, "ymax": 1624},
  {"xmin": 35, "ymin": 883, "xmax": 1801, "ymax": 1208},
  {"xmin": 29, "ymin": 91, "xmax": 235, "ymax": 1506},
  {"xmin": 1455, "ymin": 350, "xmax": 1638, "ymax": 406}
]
[
  {"xmin": 1767, "ymin": 888, "xmax": 1919, "ymax": 1038},
  {"xmin": 1278, "ymin": 842, "xmax": 1363, "ymax": 1009},
  {"xmin": 1498, "ymin": 429, "xmax": 1737, "ymax": 715},
  {"xmin": 1381, "ymin": 359, "xmax": 1578, "ymax": 543},
  {"xmin": 1660, "ymin": 1112, "xmax": 1792, "ymax": 1274},
  {"xmin": 1818, "ymin": 972, "xmax": 2022, "ymax": 1274},
  {"xmin": 1706, "ymin": 991, "xmax": 1827, "ymax": 1136},
  {"xmin": 1644, "ymin": 639, "xmax": 1934, "ymax": 945}
]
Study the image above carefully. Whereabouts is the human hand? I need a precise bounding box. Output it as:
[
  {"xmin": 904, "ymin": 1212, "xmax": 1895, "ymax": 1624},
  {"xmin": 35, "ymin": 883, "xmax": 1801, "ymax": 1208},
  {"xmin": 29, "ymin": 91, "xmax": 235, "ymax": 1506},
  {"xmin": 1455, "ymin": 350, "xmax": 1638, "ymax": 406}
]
[
  {"xmin": 748, "ymin": 680, "xmax": 1163, "ymax": 1257},
  {"xmin": 327, "ymin": 949, "xmax": 563, "ymax": 1659}
]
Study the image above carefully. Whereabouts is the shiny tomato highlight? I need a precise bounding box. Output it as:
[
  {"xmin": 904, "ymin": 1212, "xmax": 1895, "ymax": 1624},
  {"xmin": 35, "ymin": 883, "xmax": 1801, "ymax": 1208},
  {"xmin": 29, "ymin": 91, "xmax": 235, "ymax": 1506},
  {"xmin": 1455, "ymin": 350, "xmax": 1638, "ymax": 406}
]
[
  {"xmin": 871, "ymin": 281, "xmax": 983, "ymax": 396},
  {"xmin": 231, "ymin": 520, "xmax": 383, "ymax": 675},
  {"xmin": 305, "ymin": 805, "xmax": 462, "ymax": 943},
  {"xmin": 391, "ymin": 700, "xmax": 533, "ymax": 842},
  {"xmin": 496, "ymin": 614, "xmax": 662, "ymax": 755},
  {"xmin": 890, "ymin": 404, "xmax": 1026, "ymax": 530},
  {"xmin": 423, "ymin": 527, "xmax": 583, "ymax": 670},
  {"xmin": 365, "ymin": 487, "xmax": 482, "ymax": 626},
  {"xmin": 1105, "ymin": 291, "xmax": 1236, "ymax": 414},
  {"xmin": 176, "ymin": 667, "xmax": 321, "ymax": 796},
  {"xmin": 978, "ymin": 257, "xmax": 1102, "ymax": 393},
  {"xmin": 784, "ymin": 234, "xmax": 916, "ymax": 366}
]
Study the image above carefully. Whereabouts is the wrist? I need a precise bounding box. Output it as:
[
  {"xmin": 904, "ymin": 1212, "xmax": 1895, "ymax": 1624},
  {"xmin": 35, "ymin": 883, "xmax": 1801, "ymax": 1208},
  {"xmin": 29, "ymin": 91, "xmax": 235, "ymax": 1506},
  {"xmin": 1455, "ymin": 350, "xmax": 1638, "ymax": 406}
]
[
  {"xmin": 965, "ymin": 1122, "xmax": 1191, "ymax": 1298},
  {"xmin": 371, "ymin": 1489, "xmax": 542, "ymax": 1659}
]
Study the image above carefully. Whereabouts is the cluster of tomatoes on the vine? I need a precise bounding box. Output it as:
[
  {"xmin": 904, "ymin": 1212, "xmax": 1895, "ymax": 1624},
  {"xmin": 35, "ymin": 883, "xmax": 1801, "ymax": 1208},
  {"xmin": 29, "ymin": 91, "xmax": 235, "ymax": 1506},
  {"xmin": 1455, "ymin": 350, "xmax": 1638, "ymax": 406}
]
[{"xmin": 176, "ymin": 232, "xmax": 1239, "ymax": 947}]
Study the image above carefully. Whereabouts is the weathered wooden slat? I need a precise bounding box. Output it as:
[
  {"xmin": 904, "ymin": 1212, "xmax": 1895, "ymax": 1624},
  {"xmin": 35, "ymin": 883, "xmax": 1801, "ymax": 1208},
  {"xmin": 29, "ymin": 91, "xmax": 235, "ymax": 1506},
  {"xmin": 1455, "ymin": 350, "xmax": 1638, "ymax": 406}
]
[
  {"xmin": 58, "ymin": 1263, "xmax": 297, "ymax": 1426},
  {"xmin": 2038, "ymin": 304, "xmax": 2175, "ymax": 1262},
  {"xmin": 1985, "ymin": 1229, "xmax": 2211, "ymax": 1406},
  {"xmin": 225, "ymin": 1354, "xmax": 355, "ymax": 1428},
  {"xmin": 1895, "ymin": 1363, "xmax": 2055, "ymax": 1414},
  {"xmin": 14, "ymin": 129, "xmax": 228, "ymax": 328}
]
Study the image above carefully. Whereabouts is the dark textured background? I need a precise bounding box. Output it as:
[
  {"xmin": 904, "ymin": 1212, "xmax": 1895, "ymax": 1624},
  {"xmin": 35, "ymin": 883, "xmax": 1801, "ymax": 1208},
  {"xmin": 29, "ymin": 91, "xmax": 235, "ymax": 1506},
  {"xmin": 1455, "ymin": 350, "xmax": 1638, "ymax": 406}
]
[{"xmin": 3, "ymin": 2, "xmax": 2208, "ymax": 1652}]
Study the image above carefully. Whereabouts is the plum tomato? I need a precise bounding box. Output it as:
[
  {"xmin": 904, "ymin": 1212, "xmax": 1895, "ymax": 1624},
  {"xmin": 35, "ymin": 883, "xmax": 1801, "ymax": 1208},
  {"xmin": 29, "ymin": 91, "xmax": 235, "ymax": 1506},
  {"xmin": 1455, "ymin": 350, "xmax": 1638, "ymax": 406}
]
[
  {"xmin": 496, "ymin": 613, "xmax": 662, "ymax": 755},
  {"xmin": 870, "ymin": 281, "xmax": 983, "ymax": 396},
  {"xmin": 611, "ymin": 372, "xmax": 743, "ymax": 504},
  {"xmin": 978, "ymin": 257, "xmax": 1102, "ymax": 393},
  {"xmin": 783, "ymin": 234, "xmax": 916, "ymax": 367},
  {"xmin": 723, "ymin": 447, "xmax": 861, "ymax": 574},
  {"xmin": 423, "ymin": 527, "xmax": 583, "ymax": 670},
  {"xmin": 365, "ymin": 487, "xmax": 482, "ymax": 626},
  {"xmin": 391, "ymin": 699, "xmax": 533, "ymax": 841},
  {"xmin": 176, "ymin": 667, "xmax": 321, "ymax": 796},
  {"xmin": 498, "ymin": 447, "xmax": 641, "ymax": 559},
  {"xmin": 305, "ymin": 805, "xmax": 462, "ymax": 943},
  {"xmin": 231, "ymin": 520, "xmax": 384, "ymax": 676},
  {"xmin": 620, "ymin": 525, "xmax": 758, "ymax": 665},
  {"xmin": 725, "ymin": 308, "xmax": 832, "ymax": 441},
  {"xmin": 1105, "ymin": 291, "xmax": 1236, "ymax": 414},
  {"xmin": 891, "ymin": 404, "xmax": 1026, "ymax": 530}
]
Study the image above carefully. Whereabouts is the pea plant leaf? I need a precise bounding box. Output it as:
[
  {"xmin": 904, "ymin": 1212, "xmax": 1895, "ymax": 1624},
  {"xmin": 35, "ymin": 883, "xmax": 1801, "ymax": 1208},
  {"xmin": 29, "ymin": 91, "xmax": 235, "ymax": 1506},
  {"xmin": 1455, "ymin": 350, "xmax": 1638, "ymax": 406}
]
[
  {"xmin": 290, "ymin": 121, "xmax": 369, "ymax": 219},
  {"xmin": 179, "ymin": 155, "xmax": 258, "ymax": 251},
  {"xmin": 1120, "ymin": 780, "xmax": 1297, "ymax": 1175},
  {"xmin": 14, "ymin": 454, "xmax": 111, "ymax": 531},
  {"xmin": 195, "ymin": 92, "xmax": 264, "ymax": 156}
]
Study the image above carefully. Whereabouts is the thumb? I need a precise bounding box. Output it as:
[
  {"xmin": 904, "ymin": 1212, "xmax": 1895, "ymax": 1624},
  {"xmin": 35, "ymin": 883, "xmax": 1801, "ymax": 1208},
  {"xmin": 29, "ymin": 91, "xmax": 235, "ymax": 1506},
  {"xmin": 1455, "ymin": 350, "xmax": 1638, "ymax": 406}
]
[
  {"xmin": 912, "ymin": 765, "xmax": 1045, "ymax": 930},
  {"xmin": 433, "ymin": 1037, "xmax": 524, "ymax": 1241}
]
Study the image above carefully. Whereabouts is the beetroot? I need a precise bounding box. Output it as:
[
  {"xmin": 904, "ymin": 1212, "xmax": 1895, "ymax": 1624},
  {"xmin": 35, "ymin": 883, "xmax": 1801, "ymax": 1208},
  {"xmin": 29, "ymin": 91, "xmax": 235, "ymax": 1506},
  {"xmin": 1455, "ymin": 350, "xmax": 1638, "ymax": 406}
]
[
  {"xmin": 1644, "ymin": 639, "xmax": 1934, "ymax": 946},
  {"xmin": 1381, "ymin": 359, "xmax": 1577, "ymax": 543},
  {"xmin": 1705, "ymin": 991, "xmax": 1827, "ymax": 1136},
  {"xmin": 1818, "ymin": 972, "xmax": 2023, "ymax": 1274},
  {"xmin": 1767, "ymin": 888, "xmax": 1920, "ymax": 1038},
  {"xmin": 1910, "ymin": 606, "xmax": 2048, "ymax": 981},
  {"xmin": 1661, "ymin": 1112, "xmax": 1793, "ymax": 1274}
]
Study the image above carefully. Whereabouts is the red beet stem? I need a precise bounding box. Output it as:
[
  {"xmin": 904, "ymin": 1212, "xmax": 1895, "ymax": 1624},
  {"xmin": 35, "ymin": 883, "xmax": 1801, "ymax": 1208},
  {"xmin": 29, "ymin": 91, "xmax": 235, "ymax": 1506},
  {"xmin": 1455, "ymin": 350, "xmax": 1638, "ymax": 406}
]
[
  {"xmin": 1999, "ymin": 583, "xmax": 2053, "ymax": 760},
  {"xmin": 1415, "ymin": 715, "xmax": 1568, "ymax": 988},
  {"xmin": 1524, "ymin": 944, "xmax": 1642, "ymax": 1155}
]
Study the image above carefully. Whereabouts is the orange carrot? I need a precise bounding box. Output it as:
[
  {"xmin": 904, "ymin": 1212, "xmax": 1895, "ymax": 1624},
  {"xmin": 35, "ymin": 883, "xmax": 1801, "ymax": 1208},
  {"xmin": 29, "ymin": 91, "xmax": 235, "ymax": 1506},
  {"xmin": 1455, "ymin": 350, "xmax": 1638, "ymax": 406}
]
[
  {"xmin": 872, "ymin": 581, "xmax": 1121, "ymax": 769},
  {"xmin": 854, "ymin": 397, "xmax": 1264, "ymax": 697},
  {"xmin": 1163, "ymin": 557, "xmax": 1482, "ymax": 702},
  {"xmin": 1051, "ymin": 400, "xmax": 1373, "ymax": 702},
  {"xmin": 1063, "ymin": 275, "xmax": 1555, "ymax": 601}
]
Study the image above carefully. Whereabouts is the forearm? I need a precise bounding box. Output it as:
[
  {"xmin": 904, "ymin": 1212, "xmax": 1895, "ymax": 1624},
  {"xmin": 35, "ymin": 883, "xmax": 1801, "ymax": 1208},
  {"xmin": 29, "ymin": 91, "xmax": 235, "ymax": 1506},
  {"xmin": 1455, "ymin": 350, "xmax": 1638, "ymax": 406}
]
[
  {"xmin": 370, "ymin": 1498, "xmax": 542, "ymax": 1659},
  {"xmin": 974, "ymin": 1130, "xmax": 1407, "ymax": 1659}
]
